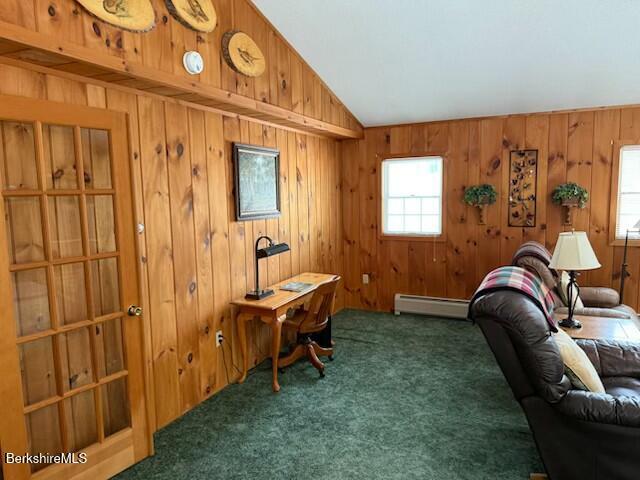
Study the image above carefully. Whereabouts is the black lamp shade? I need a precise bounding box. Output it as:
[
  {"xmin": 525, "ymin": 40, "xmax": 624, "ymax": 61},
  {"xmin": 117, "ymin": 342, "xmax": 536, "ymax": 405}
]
[{"xmin": 256, "ymin": 242, "xmax": 290, "ymax": 259}]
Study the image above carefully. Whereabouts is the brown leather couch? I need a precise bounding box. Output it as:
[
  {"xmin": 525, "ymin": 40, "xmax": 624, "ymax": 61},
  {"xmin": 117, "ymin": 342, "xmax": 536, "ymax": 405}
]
[
  {"xmin": 470, "ymin": 289, "xmax": 640, "ymax": 480},
  {"xmin": 512, "ymin": 241, "xmax": 638, "ymax": 320}
]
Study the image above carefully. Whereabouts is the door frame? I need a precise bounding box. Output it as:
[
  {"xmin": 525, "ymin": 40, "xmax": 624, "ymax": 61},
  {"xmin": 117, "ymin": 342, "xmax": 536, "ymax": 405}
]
[{"xmin": 0, "ymin": 94, "xmax": 152, "ymax": 479}]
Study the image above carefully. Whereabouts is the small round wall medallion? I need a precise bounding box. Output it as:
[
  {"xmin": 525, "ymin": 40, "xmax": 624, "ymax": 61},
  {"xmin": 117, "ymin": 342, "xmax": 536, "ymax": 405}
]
[
  {"xmin": 221, "ymin": 30, "xmax": 266, "ymax": 78},
  {"xmin": 183, "ymin": 51, "xmax": 204, "ymax": 75}
]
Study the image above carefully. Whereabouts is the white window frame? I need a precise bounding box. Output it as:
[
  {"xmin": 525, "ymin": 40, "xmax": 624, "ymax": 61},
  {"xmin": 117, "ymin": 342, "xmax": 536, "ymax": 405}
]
[
  {"xmin": 381, "ymin": 156, "xmax": 444, "ymax": 238},
  {"xmin": 612, "ymin": 144, "xmax": 640, "ymax": 243}
]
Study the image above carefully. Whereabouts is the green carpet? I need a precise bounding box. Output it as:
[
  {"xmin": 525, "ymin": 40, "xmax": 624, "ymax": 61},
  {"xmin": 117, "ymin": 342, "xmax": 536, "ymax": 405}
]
[{"xmin": 116, "ymin": 309, "xmax": 542, "ymax": 479}]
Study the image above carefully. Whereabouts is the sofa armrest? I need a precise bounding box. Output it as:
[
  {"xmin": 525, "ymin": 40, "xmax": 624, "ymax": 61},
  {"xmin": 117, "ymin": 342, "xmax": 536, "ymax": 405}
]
[
  {"xmin": 575, "ymin": 338, "xmax": 640, "ymax": 377},
  {"xmin": 580, "ymin": 287, "xmax": 620, "ymax": 308},
  {"xmin": 555, "ymin": 389, "xmax": 640, "ymax": 427}
]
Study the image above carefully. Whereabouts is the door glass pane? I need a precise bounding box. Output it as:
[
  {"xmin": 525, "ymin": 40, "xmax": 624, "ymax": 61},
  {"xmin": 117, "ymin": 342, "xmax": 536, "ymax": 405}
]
[
  {"xmin": 87, "ymin": 195, "xmax": 116, "ymax": 254},
  {"xmin": 48, "ymin": 196, "xmax": 83, "ymax": 259},
  {"xmin": 43, "ymin": 124, "xmax": 78, "ymax": 190},
  {"xmin": 90, "ymin": 258, "xmax": 120, "ymax": 317},
  {"xmin": 25, "ymin": 404, "xmax": 62, "ymax": 472},
  {"xmin": 81, "ymin": 128, "xmax": 112, "ymax": 189},
  {"xmin": 101, "ymin": 377, "xmax": 130, "ymax": 437},
  {"xmin": 59, "ymin": 327, "xmax": 94, "ymax": 392},
  {"xmin": 1, "ymin": 121, "xmax": 38, "ymax": 191},
  {"xmin": 64, "ymin": 389, "xmax": 98, "ymax": 451},
  {"xmin": 12, "ymin": 268, "xmax": 51, "ymax": 337},
  {"xmin": 53, "ymin": 263, "xmax": 88, "ymax": 325},
  {"xmin": 4, "ymin": 197, "xmax": 45, "ymax": 264},
  {"xmin": 19, "ymin": 337, "xmax": 57, "ymax": 406},
  {"xmin": 95, "ymin": 318, "xmax": 125, "ymax": 377}
]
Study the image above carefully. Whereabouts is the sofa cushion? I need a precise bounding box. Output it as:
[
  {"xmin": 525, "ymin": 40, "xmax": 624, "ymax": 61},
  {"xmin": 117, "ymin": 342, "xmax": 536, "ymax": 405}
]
[
  {"xmin": 553, "ymin": 328, "xmax": 605, "ymax": 393},
  {"xmin": 602, "ymin": 377, "xmax": 640, "ymax": 399}
]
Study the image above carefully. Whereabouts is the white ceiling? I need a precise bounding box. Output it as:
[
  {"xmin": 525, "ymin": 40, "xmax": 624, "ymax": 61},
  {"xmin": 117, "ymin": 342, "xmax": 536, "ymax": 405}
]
[{"xmin": 253, "ymin": 0, "xmax": 640, "ymax": 127}]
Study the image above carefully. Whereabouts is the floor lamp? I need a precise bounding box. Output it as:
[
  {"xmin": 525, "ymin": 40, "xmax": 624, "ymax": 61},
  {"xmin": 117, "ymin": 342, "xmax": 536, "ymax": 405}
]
[
  {"xmin": 620, "ymin": 219, "xmax": 640, "ymax": 302},
  {"xmin": 549, "ymin": 231, "xmax": 601, "ymax": 329}
]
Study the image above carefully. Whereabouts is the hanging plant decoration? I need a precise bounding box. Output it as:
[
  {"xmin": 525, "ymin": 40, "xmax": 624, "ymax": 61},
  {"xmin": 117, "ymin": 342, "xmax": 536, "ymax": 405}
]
[
  {"xmin": 552, "ymin": 182, "xmax": 589, "ymax": 225},
  {"xmin": 222, "ymin": 30, "xmax": 266, "ymax": 78},
  {"xmin": 508, "ymin": 150, "xmax": 538, "ymax": 227},
  {"xmin": 464, "ymin": 184, "xmax": 497, "ymax": 225},
  {"xmin": 165, "ymin": 0, "xmax": 217, "ymax": 33},
  {"xmin": 75, "ymin": 0, "xmax": 156, "ymax": 32}
]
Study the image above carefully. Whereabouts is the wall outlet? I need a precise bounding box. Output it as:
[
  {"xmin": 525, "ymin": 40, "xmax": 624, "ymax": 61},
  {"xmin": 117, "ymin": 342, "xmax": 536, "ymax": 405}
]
[
  {"xmin": 216, "ymin": 330, "xmax": 224, "ymax": 347},
  {"xmin": 362, "ymin": 273, "xmax": 370, "ymax": 285}
]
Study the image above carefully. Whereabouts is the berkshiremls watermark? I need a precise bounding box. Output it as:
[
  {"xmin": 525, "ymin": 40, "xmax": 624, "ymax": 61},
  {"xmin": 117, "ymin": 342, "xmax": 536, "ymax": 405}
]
[{"xmin": 4, "ymin": 452, "xmax": 88, "ymax": 466}]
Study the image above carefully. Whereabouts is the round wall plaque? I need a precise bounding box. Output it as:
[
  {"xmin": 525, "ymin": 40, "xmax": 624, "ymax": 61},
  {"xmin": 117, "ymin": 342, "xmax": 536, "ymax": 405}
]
[
  {"xmin": 75, "ymin": 0, "xmax": 156, "ymax": 32},
  {"xmin": 221, "ymin": 30, "xmax": 266, "ymax": 78},
  {"xmin": 166, "ymin": 0, "xmax": 217, "ymax": 33}
]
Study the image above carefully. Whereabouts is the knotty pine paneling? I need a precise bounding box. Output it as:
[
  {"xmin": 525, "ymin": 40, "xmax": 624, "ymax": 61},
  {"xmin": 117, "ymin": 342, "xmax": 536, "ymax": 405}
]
[
  {"xmin": 0, "ymin": 0, "xmax": 360, "ymax": 133},
  {"xmin": 342, "ymin": 108, "xmax": 640, "ymax": 313},
  {"xmin": 0, "ymin": 62, "xmax": 344, "ymax": 430}
]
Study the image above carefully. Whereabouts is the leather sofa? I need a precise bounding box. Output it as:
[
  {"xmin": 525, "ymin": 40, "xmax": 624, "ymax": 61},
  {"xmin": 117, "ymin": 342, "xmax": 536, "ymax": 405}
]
[
  {"xmin": 470, "ymin": 290, "xmax": 640, "ymax": 480},
  {"xmin": 512, "ymin": 241, "xmax": 638, "ymax": 321}
]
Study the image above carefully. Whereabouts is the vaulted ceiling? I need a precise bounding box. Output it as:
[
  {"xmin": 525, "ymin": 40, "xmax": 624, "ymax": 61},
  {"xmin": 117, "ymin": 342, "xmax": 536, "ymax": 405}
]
[{"xmin": 253, "ymin": 0, "xmax": 640, "ymax": 127}]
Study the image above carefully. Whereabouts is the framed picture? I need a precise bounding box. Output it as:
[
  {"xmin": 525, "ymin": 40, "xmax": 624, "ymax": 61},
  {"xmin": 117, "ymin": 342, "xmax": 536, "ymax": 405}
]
[
  {"xmin": 233, "ymin": 143, "xmax": 281, "ymax": 221},
  {"xmin": 508, "ymin": 149, "xmax": 538, "ymax": 227}
]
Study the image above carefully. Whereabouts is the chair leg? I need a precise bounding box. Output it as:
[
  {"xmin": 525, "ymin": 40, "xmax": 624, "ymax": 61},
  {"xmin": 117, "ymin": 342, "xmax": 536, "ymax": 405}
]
[
  {"xmin": 312, "ymin": 343, "xmax": 333, "ymax": 357},
  {"xmin": 306, "ymin": 342, "xmax": 325, "ymax": 378},
  {"xmin": 279, "ymin": 344, "xmax": 306, "ymax": 368}
]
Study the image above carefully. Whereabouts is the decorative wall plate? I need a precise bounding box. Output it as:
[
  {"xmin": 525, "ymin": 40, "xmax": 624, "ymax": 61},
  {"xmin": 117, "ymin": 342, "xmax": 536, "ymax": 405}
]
[
  {"xmin": 166, "ymin": 0, "xmax": 217, "ymax": 33},
  {"xmin": 75, "ymin": 0, "xmax": 156, "ymax": 32},
  {"xmin": 222, "ymin": 30, "xmax": 266, "ymax": 78}
]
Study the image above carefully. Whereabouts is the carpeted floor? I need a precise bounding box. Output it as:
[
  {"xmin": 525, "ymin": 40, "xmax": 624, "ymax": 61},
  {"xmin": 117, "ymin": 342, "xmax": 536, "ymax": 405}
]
[{"xmin": 116, "ymin": 309, "xmax": 542, "ymax": 480}]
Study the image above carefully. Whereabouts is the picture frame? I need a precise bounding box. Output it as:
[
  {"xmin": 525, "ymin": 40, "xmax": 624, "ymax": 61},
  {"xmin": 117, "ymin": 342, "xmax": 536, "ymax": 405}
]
[{"xmin": 233, "ymin": 143, "xmax": 281, "ymax": 221}]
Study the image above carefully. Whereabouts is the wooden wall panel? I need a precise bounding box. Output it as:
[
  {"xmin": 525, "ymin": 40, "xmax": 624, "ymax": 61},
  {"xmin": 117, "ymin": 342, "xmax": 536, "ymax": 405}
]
[
  {"xmin": 0, "ymin": 0, "xmax": 361, "ymax": 136},
  {"xmin": 342, "ymin": 108, "xmax": 640, "ymax": 313},
  {"xmin": 0, "ymin": 63, "xmax": 344, "ymax": 432}
]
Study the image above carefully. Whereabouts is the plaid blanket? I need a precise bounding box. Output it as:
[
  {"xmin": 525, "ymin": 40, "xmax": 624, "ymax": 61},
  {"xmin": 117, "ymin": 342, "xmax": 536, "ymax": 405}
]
[{"xmin": 469, "ymin": 266, "xmax": 558, "ymax": 332}]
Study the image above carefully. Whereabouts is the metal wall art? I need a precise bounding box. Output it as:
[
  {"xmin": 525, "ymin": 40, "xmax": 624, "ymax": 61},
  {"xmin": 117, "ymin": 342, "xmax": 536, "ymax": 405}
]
[{"xmin": 508, "ymin": 149, "xmax": 538, "ymax": 227}]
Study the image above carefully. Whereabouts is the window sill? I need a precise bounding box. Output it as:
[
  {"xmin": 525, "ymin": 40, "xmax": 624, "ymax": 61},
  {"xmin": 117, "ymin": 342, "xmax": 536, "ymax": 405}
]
[
  {"xmin": 610, "ymin": 239, "xmax": 640, "ymax": 247},
  {"xmin": 379, "ymin": 233, "xmax": 446, "ymax": 243}
]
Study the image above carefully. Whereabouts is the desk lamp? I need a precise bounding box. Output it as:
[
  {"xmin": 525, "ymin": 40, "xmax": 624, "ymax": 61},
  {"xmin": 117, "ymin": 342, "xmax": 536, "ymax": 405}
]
[{"xmin": 246, "ymin": 236, "xmax": 290, "ymax": 300}]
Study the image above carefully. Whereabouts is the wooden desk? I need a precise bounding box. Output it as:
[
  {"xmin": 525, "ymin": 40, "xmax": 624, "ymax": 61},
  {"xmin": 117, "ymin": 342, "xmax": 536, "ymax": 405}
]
[
  {"xmin": 558, "ymin": 314, "xmax": 640, "ymax": 342},
  {"xmin": 231, "ymin": 272, "xmax": 338, "ymax": 392}
]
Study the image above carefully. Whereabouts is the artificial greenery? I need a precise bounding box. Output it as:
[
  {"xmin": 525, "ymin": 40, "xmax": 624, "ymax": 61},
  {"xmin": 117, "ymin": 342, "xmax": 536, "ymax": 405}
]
[
  {"xmin": 464, "ymin": 184, "xmax": 497, "ymax": 206},
  {"xmin": 551, "ymin": 182, "xmax": 589, "ymax": 208}
]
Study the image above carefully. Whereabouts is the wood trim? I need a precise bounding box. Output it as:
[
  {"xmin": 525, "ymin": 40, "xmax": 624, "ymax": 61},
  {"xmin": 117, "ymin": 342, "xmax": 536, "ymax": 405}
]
[
  {"xmin": 376, "ymin": 151, "xmax": 448, "ymax": 243},
  {"xmin": 609, "ymin": 140, "xmax": 640, "ymax": 247},
  {"xmin": 0, "ymin": 57, "xmax": 339, "ymax": 141},
  {"xmin": 0, "ymin": 21, "xmax": 363, "ymax": 140}
]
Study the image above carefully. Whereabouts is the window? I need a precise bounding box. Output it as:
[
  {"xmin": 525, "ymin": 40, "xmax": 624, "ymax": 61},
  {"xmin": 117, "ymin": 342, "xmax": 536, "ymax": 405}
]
[
  {"xmin": 614, "ymin": 146, "xmax": 640, "ymax": 240},
  {"xmin": 381, "ymin": 156, "xmax": 443, "ymax": 236}
]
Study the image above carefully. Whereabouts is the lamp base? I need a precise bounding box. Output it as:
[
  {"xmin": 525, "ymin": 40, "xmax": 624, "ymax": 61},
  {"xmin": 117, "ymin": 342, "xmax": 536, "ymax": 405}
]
[
  {"xmin": 245, "ymin": 289, "xmax": 274, "ymax": 300},
  {"xmin": 559, "ymin": 317, "xmax": 582, "ymax": 329}
]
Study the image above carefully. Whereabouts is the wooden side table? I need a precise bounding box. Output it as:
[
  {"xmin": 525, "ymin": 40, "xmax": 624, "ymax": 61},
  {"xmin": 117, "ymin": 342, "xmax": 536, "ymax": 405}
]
[{"xmin": 557, "ymin": 314, "xmax": 640, "ymax": 341}]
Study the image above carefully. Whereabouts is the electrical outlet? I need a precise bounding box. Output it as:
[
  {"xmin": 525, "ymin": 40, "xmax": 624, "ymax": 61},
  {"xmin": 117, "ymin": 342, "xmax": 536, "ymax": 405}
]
[
  {"xmin": 362, "ymin": 273, "xmax": 370, "ymax": 285},
  {"xmin": 216, "ymin": 330, "xmax": 224, "ymax": 346}
]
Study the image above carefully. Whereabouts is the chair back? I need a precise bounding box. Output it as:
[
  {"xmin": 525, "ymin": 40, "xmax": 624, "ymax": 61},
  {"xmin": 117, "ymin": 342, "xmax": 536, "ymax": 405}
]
[
  {"xmin": 299, "ymin": 276, "xmax": 340, "ymax": 334},
  {"xmin": 470, "ymin": 289, "xmax": 572, "ymax": 403}
]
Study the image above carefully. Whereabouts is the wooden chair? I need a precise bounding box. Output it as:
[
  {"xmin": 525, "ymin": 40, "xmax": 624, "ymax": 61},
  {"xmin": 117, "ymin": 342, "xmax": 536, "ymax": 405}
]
[{"xmin": 278, "ymin": 276, "xmax": 340, "ymax": 378}]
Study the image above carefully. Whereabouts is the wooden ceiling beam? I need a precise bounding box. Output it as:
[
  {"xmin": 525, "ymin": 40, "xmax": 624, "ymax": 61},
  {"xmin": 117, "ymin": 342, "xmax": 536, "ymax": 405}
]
[{"xmin": 0, "ymin": 20, "xmax": 363, "ymax": 140}]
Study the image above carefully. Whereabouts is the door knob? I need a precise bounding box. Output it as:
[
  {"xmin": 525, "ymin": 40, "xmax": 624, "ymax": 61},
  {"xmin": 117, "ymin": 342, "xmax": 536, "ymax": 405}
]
[{"xmin": 128, "ymin": 305, "xmax": 143, "ymax": 317}]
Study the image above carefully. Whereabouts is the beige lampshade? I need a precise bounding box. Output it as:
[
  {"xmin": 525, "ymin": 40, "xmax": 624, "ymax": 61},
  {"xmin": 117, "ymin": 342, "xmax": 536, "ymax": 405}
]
[{"xmin": 549, "ymin": 231, "xmax": 601, "ymax": 271}]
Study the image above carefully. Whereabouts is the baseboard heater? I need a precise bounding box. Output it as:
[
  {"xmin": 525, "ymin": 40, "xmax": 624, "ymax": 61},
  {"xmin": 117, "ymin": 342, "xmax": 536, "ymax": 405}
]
[{"xmin": 394, "ymin": 294, "xmax": 469, "ymax": 319}]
